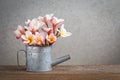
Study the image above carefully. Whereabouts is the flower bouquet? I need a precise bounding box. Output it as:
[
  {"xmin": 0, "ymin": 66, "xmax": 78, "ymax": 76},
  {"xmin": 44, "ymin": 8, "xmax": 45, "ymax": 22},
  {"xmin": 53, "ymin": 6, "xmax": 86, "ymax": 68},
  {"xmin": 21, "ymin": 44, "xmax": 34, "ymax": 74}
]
[
  {"xmin": 14, "ymin": 14, "xmax": 72, "ymax": 72},
  {"xmin": 14, "ymin": 14, "xmax": 71, "ymax": 46}
]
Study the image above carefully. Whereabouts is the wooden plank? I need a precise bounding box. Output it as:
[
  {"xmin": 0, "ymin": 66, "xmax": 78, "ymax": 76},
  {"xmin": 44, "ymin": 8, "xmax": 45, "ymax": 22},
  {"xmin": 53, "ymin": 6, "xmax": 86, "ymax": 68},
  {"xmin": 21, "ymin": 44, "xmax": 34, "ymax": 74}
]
[{"xmin": 0, "ymin": 65, "xmax": 120, "ymax": 80}]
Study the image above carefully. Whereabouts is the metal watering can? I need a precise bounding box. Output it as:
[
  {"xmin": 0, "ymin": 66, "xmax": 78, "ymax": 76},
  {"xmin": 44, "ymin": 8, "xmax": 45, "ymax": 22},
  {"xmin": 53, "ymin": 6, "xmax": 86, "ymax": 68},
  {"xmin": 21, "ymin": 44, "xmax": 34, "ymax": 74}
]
[{"xmin": 17, "ymin": 45, "xmax": 70, "ymax": 72}]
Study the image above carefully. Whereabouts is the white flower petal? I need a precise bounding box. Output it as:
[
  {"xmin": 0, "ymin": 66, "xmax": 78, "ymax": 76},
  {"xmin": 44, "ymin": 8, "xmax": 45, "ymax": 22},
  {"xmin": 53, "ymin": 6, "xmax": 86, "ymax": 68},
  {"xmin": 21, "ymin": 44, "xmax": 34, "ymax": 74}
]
[
  {"xmin": 14, "ymin": 30, "xmax": 20, "ymax": 36},
  {"xmin": 53, "ymin": 17, "xmax": 57, "ymax": 20},
  {"xmin": 59, "ymin": 24, "xmax": 72, "ymax": 37},
  {"xmin": 61, "ymin": 24, "xmax": 64, "ymax": 28},
  {"xmin": 38, "ymin": 16, "xmax": 43, "ymax": 20},
  {"xmin": 58, "ymin": 19, "xmax": 64, "ymax": 22},
  {"xmin": 35, "ymin": 32, "xmax": 39, "ymax": 35},
  {"xmin": 24, "ymin": 26, "xmax": 29, "ymax": 30},
  {"xmin": 39, "ymin": 21, "xmax": 45, "ymax": 26},
  {"xmin": 35, "ymin": 25, "xmax": 40, "ymax": 30},
  {"xmin": 18, "ymin": 25, "xmax": 23, "ymax": 30},
  {"xmin": 64, "ymin": 32, "xmax": 72, "ymax": 37},
  {"xmin": 53, "ymin": 17, "xmax": 64, "ymax": 23},
  {"xmin": 23, "ymin": 40, "xmax": 30, "ymax": 44},
  {"xmin": 25, "ymin": 31, "xmax": 32, "ymax": 37},
  {"xmin": 21, "ymin": 35, "xmax": 27, "ymax": 40},
  {"xmin": 25, "ymin": 19, "xmax": 31, "ymax": 25},
  {"xmin": 61, "ymin": 24, "xmax": 66, "ymax": 32},
  {"xmin": 46, "ymin": 14, "xmax": 54, "ymax": 20}
]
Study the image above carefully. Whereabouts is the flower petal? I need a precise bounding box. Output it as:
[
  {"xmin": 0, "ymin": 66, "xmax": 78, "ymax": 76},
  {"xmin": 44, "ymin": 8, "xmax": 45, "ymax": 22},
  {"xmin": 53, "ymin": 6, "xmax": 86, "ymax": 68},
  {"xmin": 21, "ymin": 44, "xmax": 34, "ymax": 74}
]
[
  {"xmin": 62, "ymin": 32, "xmax": 72, "ymax": 37},
  {"xmin": 14, "ymin": 30, "xmax": 21, "ymax": 39},
  {"xmin": 25, "ymin": 19, "xmax": 31, "ymax": 26},
  {"xmin": 38, "ymin": 16, "xmax": 43, "ymax": 20},
  {"xmin": 46, "ymin": 14, "xmax": 54, "ymax": 20},
  {"xmin": 25, "ymin": 31, "xmax": 32, "ymax": 37},
  {"xmin": 24, "ymin": 26, "xmax": 29, "ymax": 30},
  {"xmin": 61, "ymin": 24, "xmax": 66, "ymax": 31},
  {"xmin": 59, "ymin": 24, "xmax": 72, "ymax": 37},
  {"xmin": 35, "ymin": 32, "xmax": 45, "ymax": 46},
  {"xmin": 46, "ymin": 33, "xmax": 57, "ymax": 44},
  {"xmin": 23, "ymin": 40, "xmax": 30, "ymax": 44},
  {"xmin": 53, "ymin": 17, "xmax": 64, "ymax": 23},
  {"xmin": 17, "ymin": 25, "xmax": 23, "ymax": 30},
  {"xmin": 14, "ymin": 30, "xmax": 20, "ymax": 36},
  {"xmin": 21, "ymin": 35, "xmax": 27, "ymax": 40}
]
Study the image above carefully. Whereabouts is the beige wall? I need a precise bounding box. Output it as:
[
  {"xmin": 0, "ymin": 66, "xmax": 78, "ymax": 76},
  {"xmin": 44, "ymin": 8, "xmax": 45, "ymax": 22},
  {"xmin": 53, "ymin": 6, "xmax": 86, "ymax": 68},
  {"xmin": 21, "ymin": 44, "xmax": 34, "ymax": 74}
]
[{"xmin": 0, "ymin": 0, "xmax": 120, "ymax": 65}]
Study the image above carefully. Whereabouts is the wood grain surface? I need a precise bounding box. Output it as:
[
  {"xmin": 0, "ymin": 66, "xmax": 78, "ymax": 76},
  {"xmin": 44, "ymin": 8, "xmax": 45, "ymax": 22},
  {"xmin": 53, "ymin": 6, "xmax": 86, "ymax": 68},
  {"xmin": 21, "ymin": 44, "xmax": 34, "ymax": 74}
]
[{"xmin": 0, "ymin": 65, "xmax": 120, "ymax": 80}]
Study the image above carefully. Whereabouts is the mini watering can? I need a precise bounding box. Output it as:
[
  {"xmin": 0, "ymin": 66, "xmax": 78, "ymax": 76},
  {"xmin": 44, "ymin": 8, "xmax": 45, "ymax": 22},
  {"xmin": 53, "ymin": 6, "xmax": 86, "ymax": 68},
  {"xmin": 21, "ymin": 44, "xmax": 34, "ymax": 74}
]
[{"xmin": 17, "ymin": 45, "xmax": 70, "ymax": 72}]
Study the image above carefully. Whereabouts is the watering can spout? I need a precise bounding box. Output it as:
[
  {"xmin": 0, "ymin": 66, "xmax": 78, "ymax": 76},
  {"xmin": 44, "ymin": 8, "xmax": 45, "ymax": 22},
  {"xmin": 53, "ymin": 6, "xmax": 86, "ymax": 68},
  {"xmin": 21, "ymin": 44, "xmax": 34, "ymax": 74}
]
[{"xmin": 52, "ymin": 55, "xmax": 71, "ymax": 66}]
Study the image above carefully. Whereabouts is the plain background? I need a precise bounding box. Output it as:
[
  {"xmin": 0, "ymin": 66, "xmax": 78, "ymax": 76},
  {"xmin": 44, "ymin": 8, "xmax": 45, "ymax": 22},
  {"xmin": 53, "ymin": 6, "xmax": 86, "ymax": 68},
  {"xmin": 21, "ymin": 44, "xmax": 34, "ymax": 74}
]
[{"xmin": 0, "ymin": 0, "xmax": 120, "ymax": 65}]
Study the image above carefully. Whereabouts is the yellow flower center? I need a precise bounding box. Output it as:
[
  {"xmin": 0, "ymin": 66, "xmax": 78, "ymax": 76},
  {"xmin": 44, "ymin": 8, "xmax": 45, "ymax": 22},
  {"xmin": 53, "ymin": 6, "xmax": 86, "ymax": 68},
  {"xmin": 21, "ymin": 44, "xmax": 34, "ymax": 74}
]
[
  {"xmin": 49, "ymin": 35, "xmax": 56, "ymax": 43},
  {"xmin": 27, "ymin": 36, "xmax": 34, "ymax": 45},
  {"xmin": 61, "ymin": 30, "xmax": 65, "ymax": 36},
  {"xmin": 36, "ymin": 37, "xmax": 43, "ymax": 45}
]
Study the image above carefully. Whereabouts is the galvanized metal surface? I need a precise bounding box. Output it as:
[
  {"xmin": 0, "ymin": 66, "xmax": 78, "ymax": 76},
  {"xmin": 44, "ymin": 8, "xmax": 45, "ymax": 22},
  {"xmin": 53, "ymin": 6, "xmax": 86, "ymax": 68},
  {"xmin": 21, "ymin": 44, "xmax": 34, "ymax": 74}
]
[
  {"xmin": 17, "ymin": 45, "xmax": 70, "ymax": 72},
  {"xmin": 52, "ymin": 55, "xmax": 71, "ymax": 66},
  {"xmin": 26, "ymin": 46, "xmax": 52, "ymax": 72}
]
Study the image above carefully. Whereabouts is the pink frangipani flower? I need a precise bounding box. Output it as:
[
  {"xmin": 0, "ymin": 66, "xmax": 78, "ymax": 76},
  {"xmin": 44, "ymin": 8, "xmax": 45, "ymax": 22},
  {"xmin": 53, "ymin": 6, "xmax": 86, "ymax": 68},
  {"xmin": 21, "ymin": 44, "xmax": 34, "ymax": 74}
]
[
  {"xmin": 35, "ymin": 32, "xmax": 45, "ymax": 46},
  {"xmin": 21, "ymin": 31, "xmax": 35, "ymax": 45},
  {"xmin": 25, "ymin": 18, "xmax": 44, "ymax": 34},
  {"xmin": 43, "ymin": 14, "xmax": 53, "ymax": 27},
  {"xmin": 46, "ymin": 33, "xmax": 57, "ymax": 44},
  {"xmin": 50, "ymin": 17, "xmax": 64, "ymax": 32},
  {"xmin": 14, "ymin": 25, "xmax": 25, "ymax": 39}
]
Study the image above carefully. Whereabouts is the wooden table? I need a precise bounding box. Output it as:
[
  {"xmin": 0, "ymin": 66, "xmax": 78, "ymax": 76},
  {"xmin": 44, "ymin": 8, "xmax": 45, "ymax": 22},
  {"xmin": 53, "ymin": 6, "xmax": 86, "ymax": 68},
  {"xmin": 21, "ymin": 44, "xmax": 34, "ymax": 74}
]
[{"xmin": 0, "ymin": 65, "xmax": 120, "ymax": 80}]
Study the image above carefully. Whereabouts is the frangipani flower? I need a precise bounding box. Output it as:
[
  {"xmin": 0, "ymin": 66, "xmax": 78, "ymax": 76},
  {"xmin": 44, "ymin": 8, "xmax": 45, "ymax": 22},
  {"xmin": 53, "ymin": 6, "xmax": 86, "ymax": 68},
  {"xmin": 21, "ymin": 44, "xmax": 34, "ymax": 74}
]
[
  {"xmin": 50, "ymin": 17, "xmax": 64, "ymax": 32},
  {"xmin": 59, "ymin": 24, "xmax": 72, "ymax": 37},
  {"xmin": 21, "ymin": 31, "xmax": 35, "ymax": 45},
  {"xmin": 14, "ymin": 25, "xmax": 25, "ymax": 39},
  {"xmin": 25, "ymin": 18, "xmax": 44, "ymax": 34},
  {"xmin": 35, "ymin": 32, "xmax": 45, "ymax": 46},
  {"xmin": 43, "ymin": 14, "xmax": 54, "ymax": 27},
  {"xmin": 46, "ymin": 33, "xmax": 57, "ymax": 44}
]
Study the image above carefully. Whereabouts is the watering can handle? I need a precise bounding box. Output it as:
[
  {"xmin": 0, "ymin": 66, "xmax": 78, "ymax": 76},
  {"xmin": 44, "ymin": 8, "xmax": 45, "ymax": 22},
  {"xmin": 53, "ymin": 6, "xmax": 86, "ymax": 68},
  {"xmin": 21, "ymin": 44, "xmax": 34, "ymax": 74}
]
[{"xmin": 17, "ymin": 50, "xmax": 26, "ymax": 67}]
